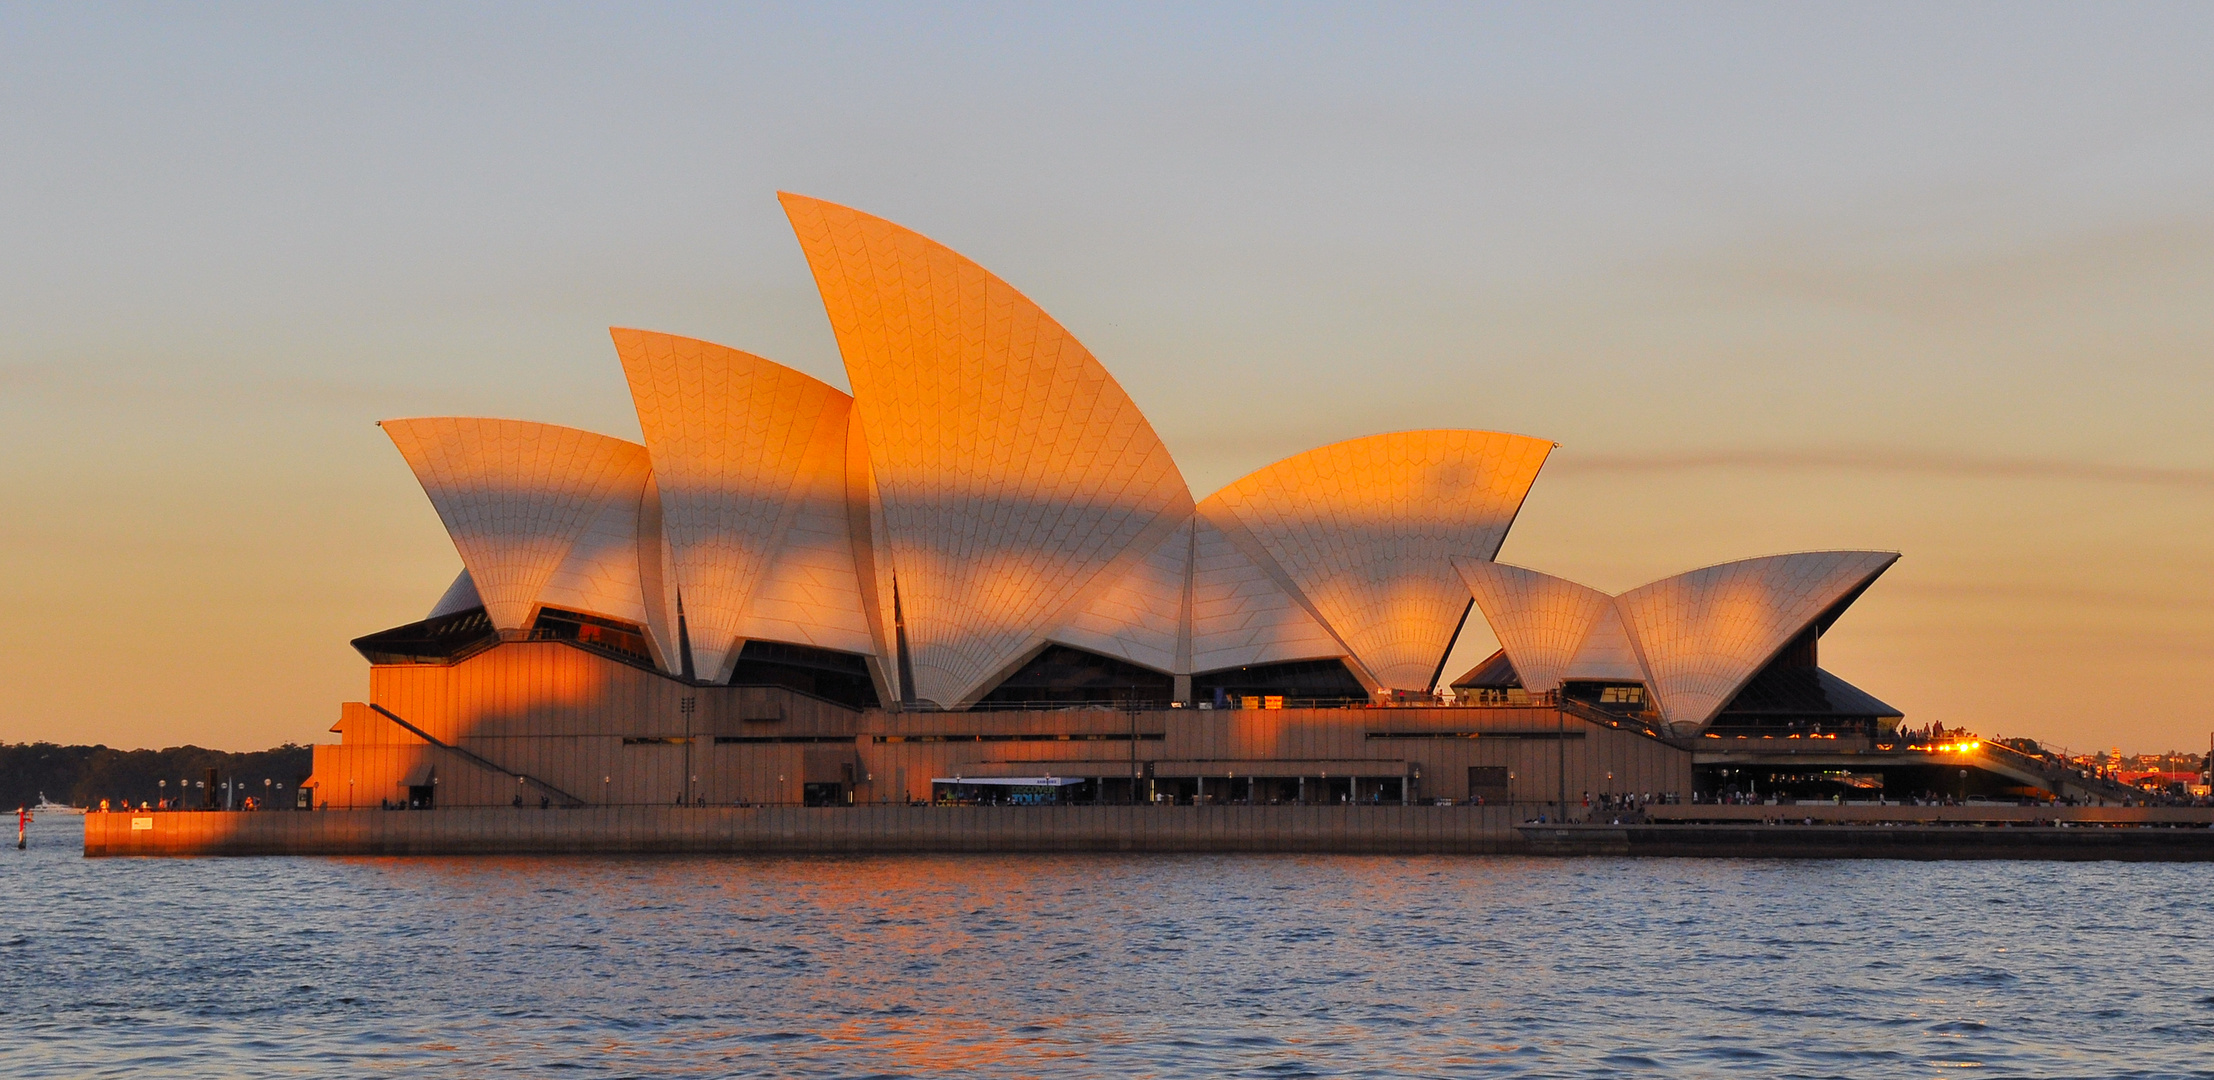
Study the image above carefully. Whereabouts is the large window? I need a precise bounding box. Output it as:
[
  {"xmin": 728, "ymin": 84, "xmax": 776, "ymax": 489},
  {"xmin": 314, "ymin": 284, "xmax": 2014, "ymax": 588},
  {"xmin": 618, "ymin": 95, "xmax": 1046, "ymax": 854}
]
[
  {"xmin": 531, "ymin": 607, "xmax": 655, "ymax": 667},
  {"xmin": 1193, "ymin": 659, "xmax": 1368, "ymax": 707},
  {"xmin": 727, "ymin": 640, "xmax": 881, "ymax": 711},
  {"xmin": 350, "ymin": 607, "xmax": 499, "ymax": 665},
  {"xmin": 972, "ymin": 646, "xmax": 1174, "ymax": 709}
]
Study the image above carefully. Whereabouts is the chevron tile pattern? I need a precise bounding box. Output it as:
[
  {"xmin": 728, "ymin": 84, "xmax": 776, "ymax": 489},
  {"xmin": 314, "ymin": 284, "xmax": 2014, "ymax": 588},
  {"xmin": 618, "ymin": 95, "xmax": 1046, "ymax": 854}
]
[
  {"xmin": 781, "ymin": 193, "xmax": 1195, "ymax": 705},
  {"xmin": 611, "ymin": 328, "xmax": 869, "ymax": 681},
  {"xmin": 1202, "ymin": 431, "xmax": 1552, "ymax": 690},
  {"xmin": 380, "ymin": 418, "xmax": 651, "ymax": 632},
  {"xmin": 1452, "ymin": 559, "xmax": 1614, "ymax": 694},
  {"xmin": 1616, "ymin": 551, "xmax": 1898, "ymax": 731}
]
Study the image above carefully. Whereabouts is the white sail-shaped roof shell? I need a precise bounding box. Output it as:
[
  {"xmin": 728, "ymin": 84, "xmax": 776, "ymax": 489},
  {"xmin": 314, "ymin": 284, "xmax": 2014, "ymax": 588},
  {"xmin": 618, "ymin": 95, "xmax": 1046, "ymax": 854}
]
[
  {"xmin": 1048, "ymin": 518, "xmax": 1192, "ymax": 674},
  {"xmin": 1562, "ymin": 602, "xmax": 1646, "ymax": 683},
  {"xmin": 381, "ymin": 417, "xmax": 655, "ymax": 639},
  {"xmin": 782, "ymin": 193, "xmax": 1195, "ymax": 707},
  {"xmin": 1453, "ymin": 559, "xmax": 1617, "ymax": 694},
  {"xmin": 1615, "ymin": 551, "xmax": 1898, "ymax": 732},
  {"xmin": 1187, "ymin": 510, "xmax": 1345, "ymax": 675},
  {"xmin": 426, "ymin": 569, "xmax": 482, "ymax": 620},
  {"xmin": 1200, "ymin": 431, "xmax": 1552, "ymax": 691},
  {"xmin": 612, "ymin": 328, "xmax": 873, "ymax": 682},
  {"xmin": 536, "ymin": 496, "xmax": 656, "ymax": 630}
]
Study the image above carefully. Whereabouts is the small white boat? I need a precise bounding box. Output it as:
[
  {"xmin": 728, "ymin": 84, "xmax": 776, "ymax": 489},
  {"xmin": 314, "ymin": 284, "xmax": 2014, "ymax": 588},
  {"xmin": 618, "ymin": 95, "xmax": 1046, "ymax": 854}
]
[{"xmin": 30, "ymin": 793, "xmax": 83, "ymax": 816}]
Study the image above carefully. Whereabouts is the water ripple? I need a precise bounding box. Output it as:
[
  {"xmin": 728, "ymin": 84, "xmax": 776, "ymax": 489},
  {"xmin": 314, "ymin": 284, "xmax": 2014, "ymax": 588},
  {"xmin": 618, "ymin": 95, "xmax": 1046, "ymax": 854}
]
[{"xmin": 5, "ymin": 818, "xmax": 2213, "ymax": 1077}]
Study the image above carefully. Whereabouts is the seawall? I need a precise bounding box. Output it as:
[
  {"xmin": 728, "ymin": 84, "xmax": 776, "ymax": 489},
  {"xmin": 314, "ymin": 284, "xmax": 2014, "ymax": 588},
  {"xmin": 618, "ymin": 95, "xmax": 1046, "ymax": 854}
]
[
  {"xmin": 83, "ymin": 805, "xmax": 1532, "ymax": 857},
  {"xmin": 86, "ymin": 805, "xmax": 2214, "ymax": 859}
]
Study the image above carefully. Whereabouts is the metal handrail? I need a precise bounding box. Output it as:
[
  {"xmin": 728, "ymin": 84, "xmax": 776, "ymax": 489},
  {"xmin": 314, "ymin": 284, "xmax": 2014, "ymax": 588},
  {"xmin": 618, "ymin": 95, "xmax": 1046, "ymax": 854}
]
[{"xmin": 1557, "ymin": 697, "xmax": 1668, "ymax": 740}]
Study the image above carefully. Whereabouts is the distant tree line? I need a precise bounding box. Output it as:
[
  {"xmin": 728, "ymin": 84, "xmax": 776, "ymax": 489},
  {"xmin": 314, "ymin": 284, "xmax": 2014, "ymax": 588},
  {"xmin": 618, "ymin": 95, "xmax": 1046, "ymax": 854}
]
[{"xmin": 1, "ymin": 743, "xmax": 314, "ymax": 810}]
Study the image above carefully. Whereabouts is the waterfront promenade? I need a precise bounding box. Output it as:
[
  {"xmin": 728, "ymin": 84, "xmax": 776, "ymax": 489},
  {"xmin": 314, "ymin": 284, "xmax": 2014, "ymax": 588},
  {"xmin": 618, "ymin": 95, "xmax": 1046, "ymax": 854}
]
[
  {"xmin": 83, "ymin": 803, "xmax": 2214, "ymax": 858},
  {"xmin": 83, "ymin": 804, "xmax": 1532, "ymax": 857}
]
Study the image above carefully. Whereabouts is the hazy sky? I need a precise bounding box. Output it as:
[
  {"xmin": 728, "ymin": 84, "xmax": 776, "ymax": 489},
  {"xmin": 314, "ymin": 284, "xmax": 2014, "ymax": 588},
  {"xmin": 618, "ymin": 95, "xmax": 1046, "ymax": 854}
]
[{"xmin": 3, "ymin": 3, "xmax": 2210, "ymax": 754}]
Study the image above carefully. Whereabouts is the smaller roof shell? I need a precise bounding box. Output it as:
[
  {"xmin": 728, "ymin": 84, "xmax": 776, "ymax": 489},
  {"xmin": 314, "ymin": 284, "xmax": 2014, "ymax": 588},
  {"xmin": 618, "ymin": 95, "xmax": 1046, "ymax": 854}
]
[
  {"xmin": 612, "ymin": 328, "xmax": 873, "ymax": 681},
  {"xmin": 1453, "ymin": 559, "xmax": 1614, "ymax": 694},
  {"xmin": 1456, "ymin": 550, "xmax": 1899, "ymax": 734},
  {"xmin": 1617, "ymin": 551, "xmax": 1898, "ymax": 732},
  {"xmin": 380, "ymin": 417, "xmax": 653, "ymax": 635},
  {"xmin": 1205, "ymin": 431, "xmax": 1553, "ymax": 690}
]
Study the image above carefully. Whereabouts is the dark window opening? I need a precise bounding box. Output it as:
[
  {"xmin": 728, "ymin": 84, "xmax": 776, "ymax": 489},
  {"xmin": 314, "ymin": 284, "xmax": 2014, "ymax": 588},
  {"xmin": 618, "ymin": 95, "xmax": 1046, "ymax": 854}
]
[
  {"xmin": 351, "ymin": 607, "xmax": 499, "ymax": 665},
  {"xmin": 1468, "ymin": 766, "xmax": 1510, "ymax": 803},
  {"xmin": 715, "ymin": 735, "xmax": 856, "ymax": 745},
  {"xmin": 892, "ymin": 577, "xmax": 916, "ymax": 708},
  {"xmin": 726, "ymin": 640, "xmax": 881, "ymax": 711},
  {"xmin": 1366, "ymin": 730, "xmax": 1582, "ymax": 741},
  {"xmin": 1449, "ymin": 649, "xmax": 1522, "ymax": 691},
  {"xmin": 972, "ymin": 645, "xmax": 1175, "ymax": 709},
  {"xmin": 1707, "ymin": 661, "xmax": 1903, "ymax": 738},
  {"xmin": 1194, "ymin": 658, "xmax": 1368, "ymax": 707},
  {"xmin": 802, "ymin": 782, "xmax": 848, "ymax": 807},
  {"xmin": 873, "ymin": 732, "xmax": 1164, "ymax": 744},
  {"xmin": 1562, "ymin": 681, "xmax": 1651, "ymax": 714},
  {"xmin": 531, "ymin": 607, "xmax": 656, "ymax": 667}
]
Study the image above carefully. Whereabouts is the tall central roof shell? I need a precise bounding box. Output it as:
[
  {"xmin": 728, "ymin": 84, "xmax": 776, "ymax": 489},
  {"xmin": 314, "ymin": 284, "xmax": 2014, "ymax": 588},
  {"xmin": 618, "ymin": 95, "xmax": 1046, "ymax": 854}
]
[{"xmin": 781, "ymin": 193, "xmax": 1195, "ymax": 707}]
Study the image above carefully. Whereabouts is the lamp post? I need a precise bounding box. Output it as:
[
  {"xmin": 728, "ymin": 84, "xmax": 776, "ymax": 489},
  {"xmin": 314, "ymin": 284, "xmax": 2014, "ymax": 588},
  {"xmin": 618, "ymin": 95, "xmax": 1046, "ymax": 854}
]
[
  {"xmin": 158, "ymin": 779, "xmax": 166, "ymax": 810},
  {"xmin": 680, "ymin": 695, "xmax": 697, "ymax": 806},
  {"xmin": 1556, "ymin": 700, "xmax": 1567, "ymax": 823},
  {"xmin": 1127, "ymin": 690, "xmax": 1139, "ymax": 805}
]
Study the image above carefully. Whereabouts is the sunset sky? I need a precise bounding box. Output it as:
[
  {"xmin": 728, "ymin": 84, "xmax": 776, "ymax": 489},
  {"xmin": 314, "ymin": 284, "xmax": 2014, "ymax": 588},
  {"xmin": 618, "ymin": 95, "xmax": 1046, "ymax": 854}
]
[{"xmin": 3, "ymin": 4, "xmax": 2209, "ymax": 754}]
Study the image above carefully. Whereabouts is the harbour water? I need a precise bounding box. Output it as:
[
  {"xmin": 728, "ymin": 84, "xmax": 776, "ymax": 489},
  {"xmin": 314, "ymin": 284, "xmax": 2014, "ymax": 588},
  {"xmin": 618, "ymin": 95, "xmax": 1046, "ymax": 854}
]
[{"xmin": 7, "ymin": 816, "xmax": 2211, "ymax": 1078}]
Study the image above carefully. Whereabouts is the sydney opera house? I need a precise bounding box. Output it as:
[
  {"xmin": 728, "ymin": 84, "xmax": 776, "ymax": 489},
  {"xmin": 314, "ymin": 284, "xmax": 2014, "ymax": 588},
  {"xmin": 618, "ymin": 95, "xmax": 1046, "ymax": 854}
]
[{"xmin": 305, "ymin": 194, "xmax": 1907, "ymax": 813}]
